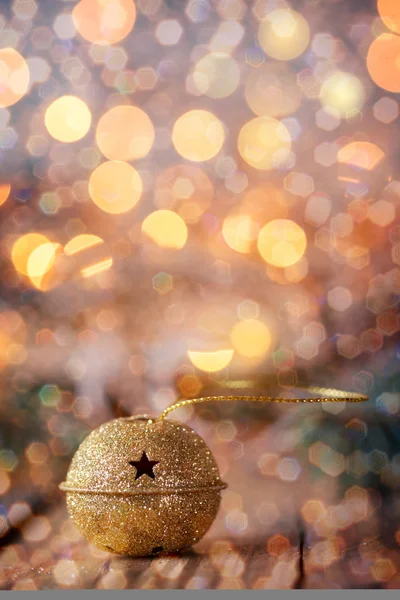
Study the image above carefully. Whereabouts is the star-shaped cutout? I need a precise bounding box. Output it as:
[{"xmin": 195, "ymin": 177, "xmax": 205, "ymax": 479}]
[{"xmin": 129, "ymin": 451, "xmax": 159, "ymax": 480}]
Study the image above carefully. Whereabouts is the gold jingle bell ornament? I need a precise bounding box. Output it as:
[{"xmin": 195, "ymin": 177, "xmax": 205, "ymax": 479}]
[
  {"xmin": 60, "ymin": 386, "xmax": 368, "ymax": 556},
  {"xmin": 60, "ymin": 415, "xmax": 226, "ymax": 556}
]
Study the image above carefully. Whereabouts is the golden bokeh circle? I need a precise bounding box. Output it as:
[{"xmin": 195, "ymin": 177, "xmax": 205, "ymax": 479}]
[
  {"xmin": 11, "ymin": 233, "xmax": 51, "ymax": 276},
  {"xmin": 45, "ymin": 96, "xmax": 92, "ymax": 142},
  {"xmin": 257, "ymin": 219, "xmax": 306, "ymax": 267},
  {"xmin": 222, "ymin": 214, "xmax": 259, "ymax": 254},
  {"xmin": 0, "ymin": 48, "xmax": 30, "ymax": 108},
  {"xmin": 142, "ymin": 210, "xmax": 188, "ymax": 249},
  {"xmin": 27, "ymin": 242, "xmax": 59, "ymax": 278},
  {"xmin": 89, "ymin": 161, "xmax": 142, "ymax": 214},
  {"xmin": 367, "ymin": 33, "xmax": 400, "ymax": 93},
  {"xmin": 245, "ymin": 62, "xmax": 302, "ymax": 118},
  {"xmin": 96, "ymin": 105, "xmax": 154, "ymax": 161},
  {"xmin": 188, "ymin": 349, "xmax": 234, "ymax": 372},
  {"xmin": 172, "ymin": 110, "xmax": 224, "ymax": 162},
  {"xmin": 191, "ymin": 52, "xmax": 240, "ymax": 99},
  {"xmin": 237, "ymin": 117, "xmax": 291, "ymax": 170},
  {"xmin": 319, "ymin": 71, "xmax": 365, "ymax": 117},
  {"xmin": 230, "ymin": 319, "xmax": 272, "ymax": 358},
  {"xmin": 258, "ymin": 9, "xmax": 310, "ymax": 61},
  {"xmin": 64, "ymin": 234, "xmax": 103, "ymax": 256},
  {"xmin": 27, "ymin": 243, "xmax": 62, "ymax": 290},
  {"xmin": 223, "ymin": 185, "xmax": 289, "ymax": 254},
  {"xmin": 72, "ymin": 0, "xmax": 136, "ymax": 45}
]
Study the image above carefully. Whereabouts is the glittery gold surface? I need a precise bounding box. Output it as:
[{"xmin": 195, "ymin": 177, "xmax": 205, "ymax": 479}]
[{"xmin": 60, "ymin": 416, "xmax": 226, "ymax": 556}]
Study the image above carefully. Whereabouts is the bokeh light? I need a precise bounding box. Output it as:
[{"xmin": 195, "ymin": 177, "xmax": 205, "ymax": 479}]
[
  {"xmin": 222, "ymin": 214, "xmax": 259, "ymax": 254},
  {"xmin": 142, "ymin": 210, "xmax": 188, "ymax": 249},
  {"xmin": 257, "ymin": 219, "xmax": 307, "ymax": 268},
  {"xmin": 188, "ymin": 349, "xmax": 234, "ymax": 372},
  {"xmin": 72, "ymin": 0, "xmax": 136, "ymax": 45},
  {"xmin": 258, "ymin": 9, "xmax": 310, "ymax": 61},
  {"xmin": 155, "ymin": 19, "xmax": 183, "ymax": 46},
  {"xmin": 11, "ymin": 233, "xmax": 51, "ymax": 276},
  {"xmin": 245, "ymin": 62, "xmax": 302, "ymax": 118},
  {"xmin": 1, "ymin": 1, "xmax": 400, "ymax": 589},
  {"xmin": 223, "ymin": 185, "xmax": 289, "ymax": 254},
  {"xmin": 96, "ymin": 105, "xmax": 154, "ymax": 161},
  {"xmin": 0, "ymin": 183, "xmax": 11, "ymax": 206},
  {"xmin": 89, "ymin": 161, "xmax": 142, "ymax": 214},
  {"xmin": 0, "ymin": 310, "xmax": 27, "ymax": 370},
  {"xmin": 337, "ymin": 141, "xmax": 385, "ymax": 171},
  {"xmin": 367, "ymin": 33, "xmax": 400, "ymax": 93},
  {"xmin": 237, "ymin": 117, "xmax": 291, "ymax": 170},
  {"xmin": 154, "ymin": 165, "xmax": 213, "ymax": 224},
  {"xmin": 45, "ymin": 96, "xmax": 91, "ymax": 143},
  {"xmin": 189, "ymin": 52, "xmax": 240, "ymax": 99},
  {"xmin": 319, "ymin": 71, "xmax": 365, "ymax": 117},
  {"xmin": 0, "ymin": 48, "xmax": 30, "ymax": 108},
  {"xmin": 26, "ymin": 243, "xmax": 61, "ymax": 290},
  {"xmin": 377, "ymin": 0, "xmax": 400, "ymax": 33},
  {"xmin": 230, "ymin": 319, "xmax": 272, "ymax": 359},
  {"xmin": 64, "ymin": 234, "xmax": 113, "ymax": 279},
  {"xmin": 64, "ymin": 234, "xmax": 103, "ymax": 256},
  {"xmin": 172, "ymin": 110, "xmax": 225, "ymax": 162}
]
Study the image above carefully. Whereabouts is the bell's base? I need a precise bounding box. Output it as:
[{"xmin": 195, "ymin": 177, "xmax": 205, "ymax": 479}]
[{"xmin": 65, "ymin": 489, "xmax": 221, "ymax": 557}]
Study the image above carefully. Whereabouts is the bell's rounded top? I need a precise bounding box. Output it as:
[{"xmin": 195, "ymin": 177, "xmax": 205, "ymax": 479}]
[{"xmin": 60, "ymin": 416, "xmax": 225, "ymax": 494}]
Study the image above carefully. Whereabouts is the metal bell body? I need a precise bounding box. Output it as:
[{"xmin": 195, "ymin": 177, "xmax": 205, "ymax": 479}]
[{"xmin": 60, "ymin": 416, "xmax": 226, "ymax": 556}]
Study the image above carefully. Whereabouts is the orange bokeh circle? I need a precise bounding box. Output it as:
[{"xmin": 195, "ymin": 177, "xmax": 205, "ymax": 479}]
[
  {"xmin": 72, "ymin": 0, "xmax": 136, "ymax": 45},
  {"xmin": 367, "ymin": 33, "xmax": 400, "ymax": 93},
  {"xmin": 378, "ymin": 0, "xmax": 400, "ymax": 34}
]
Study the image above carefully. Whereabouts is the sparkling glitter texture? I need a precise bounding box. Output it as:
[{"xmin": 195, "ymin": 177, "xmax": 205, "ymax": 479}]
[{"xmin": 60, "ymin": 416, "xmax": 226, "ymax": 556}]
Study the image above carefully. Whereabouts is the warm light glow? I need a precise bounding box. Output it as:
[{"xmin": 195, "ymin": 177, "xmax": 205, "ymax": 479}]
[
  {"xmin": 191, "ymin": 52, "xmax": 240, "ymax": 99},
  {"xmin": 155, "ymin": 165, "xmax": 213, "ymax": 224},
  {"xmin": 64, "ymin": 234, "xmax": 103, "ymax": 256},
  {"xmin": 257, "ymin": 219, "xmax": 306, "ymax": 267},
  {"xmin": 11, "ymin": 233, "xmax": 51, "ymax": 276},
  {"xmin": 0, "ymin": 311, "xmax": 27, "ymax": 369},
  {"xmin": 81, "ymin": 258, "xmax": 113, "ymax": 278},
  {"xmin": 378, "ymin": 0, "xmax": 400, "ymax": 34},
  {"xmin": 96, "ymin": 105, "xmax": 154, "ymax": 161},
  {"xmin": 64, "ymin": 234, "xmax": 113, "ymax": 278},
  {"xmin": 367, "ymin": 33, "xmax": 400, "ymax": 93},
  {"xmin": 172, "ymin": 110, "xmax": 224, "ymax": 162},
  {"xmin": 45, "ymin": 96, "xmax": 91, "ymax": 142},
  {"xmin": 0, "ymin": 48, "xmax": 30, "ymax": 108},
  {"xmin": 27, "ymin": 242, "xmax": 61, "ymax": 290},
  {"xmin": 337, "ymin": 141, "xmax": 385, "ymax": 171},
  {"xmin": 142, "ymin": 210, "xmax": 187, "ymax": 249},
  {"xmin": 258, "ymin": 9, "xmax": 310, "ymax": 61},
  {"xmin": 188, "ymin": 349, "xmax": 234, "ymax": 372},
  {"xmin": 89, "ymin": 161, "xmax": 142, "ymax": 214},
  {"xmin": 27, "ymin": 243, "xmax": 59, "ymax": 278},
  {"xmin": 72, "ymin": 0, "xmax": 136, "ymax": 45},
  {"xmin": 222, "ymin": 214, "xmax": 259, "ymax": 254},
  {"xmin": 245, "ymin": 62, "xmax": 302, "ymax": 118},
  {"xmin": 237, "ymin": 117, "xmax": 291, "ymax": 170},
  {"xmin": 0, "ymin": 183, "xmax": 11, "ymax": 206},
  {"xmin": 230, "ymin": 319, "xmax": 272, "ymax": 358},
  {"xmin": 320, "ymin": 71, "xmax": 365, "ymax": 117}
]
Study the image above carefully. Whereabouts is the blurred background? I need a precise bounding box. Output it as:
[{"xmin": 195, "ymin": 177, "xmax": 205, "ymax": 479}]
[{"xmin": 0, "ymin": 0, "xmax": 400, "ymax": 589}]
